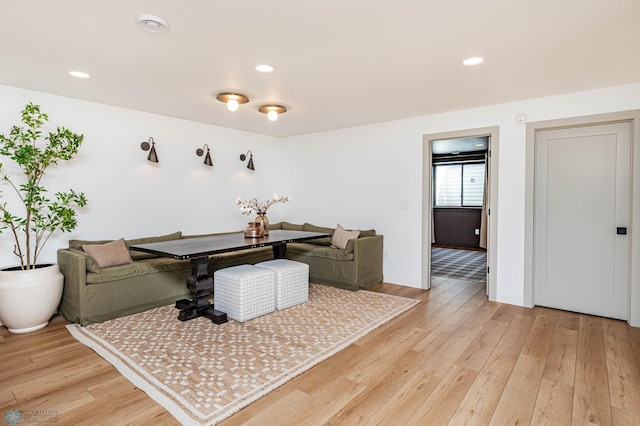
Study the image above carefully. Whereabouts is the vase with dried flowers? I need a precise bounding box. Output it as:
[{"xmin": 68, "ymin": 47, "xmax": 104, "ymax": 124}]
[{"xmin": 236, "ymin": 194, "xmax": 290, "ymax": 236}]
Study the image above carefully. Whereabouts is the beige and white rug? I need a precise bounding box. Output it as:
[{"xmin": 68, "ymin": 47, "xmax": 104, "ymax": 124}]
[{"xmin": 67, "ymin": 284, "xmax": 419, "ymax": 425}]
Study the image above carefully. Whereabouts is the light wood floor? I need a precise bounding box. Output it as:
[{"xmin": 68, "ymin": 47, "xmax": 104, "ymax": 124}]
[{"xmin": 2, "ymin": 278, "xmax": 639, "ymax": 425}]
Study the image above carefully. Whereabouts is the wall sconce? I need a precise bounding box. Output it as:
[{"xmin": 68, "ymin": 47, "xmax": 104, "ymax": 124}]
[
  {"xmin": 216, "ymin": 93, "xmax": 249, "ymax": 112},
  {"xmin": 140, "ymin": 137, "xmax": 159, "ymax": 163},
  {"xmin": 258, "ymin": 105, "xmax": 287, "ymax": 121},
  {"xmin": 196, "ymin": 144, "xmax": 213, "ymax": 167},
  {"xmin": 239, "ymin": 150, "xmax": 255, "ymax": 171}
]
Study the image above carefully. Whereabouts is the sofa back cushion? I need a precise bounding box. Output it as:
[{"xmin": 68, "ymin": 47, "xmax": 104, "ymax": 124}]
[
  {"xmin": 70, "ymin": 231, "xmax": 183, "ymax": 262},
  {"xmin": 358, "ymin": 229, "xmax": 376, "ymax": 238},
  {"xmin": 303, "ymin": 223, "xmax": 334, "ymax": 234},
  {"xmin": 127, "ymin": 231, "xmax": 183, "ymax": 260},
  {"xmin": 69, "ymin": 248, "xmax": 103, "ymax": 273},
  {"xmin": 125, "ymin": 231, "xmax": 182, "ymax": 246},
  {"xmin": 69, "ymin": 239, "xmax": 111, "ymax": 251},
  {"xmin": 281, "ymin": 221, "xmax": 305, "ymax": 231}
]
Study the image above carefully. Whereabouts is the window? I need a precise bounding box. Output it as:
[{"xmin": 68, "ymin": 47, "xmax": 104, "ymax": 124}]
[{"xmin": 434, "ymin": 162, "xmax": 485, "ymax": 207}]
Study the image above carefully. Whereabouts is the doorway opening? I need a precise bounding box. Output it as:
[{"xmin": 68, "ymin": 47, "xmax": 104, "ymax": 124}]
[
  {"xmin": 431, "ymin": 137, "xmax": 488, "ymax": 285},
  {"xmin": 422, "ymin": 127, "xmax": 499, "ymax": 301}
]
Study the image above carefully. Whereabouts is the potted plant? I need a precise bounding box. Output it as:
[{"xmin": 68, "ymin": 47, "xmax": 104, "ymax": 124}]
[{"xmin": 0, "ymin": 103, "xmax": 87, "ymax": 333}]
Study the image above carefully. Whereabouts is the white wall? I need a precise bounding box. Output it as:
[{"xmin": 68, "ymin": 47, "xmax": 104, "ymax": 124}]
[
  {"xmin": 2, "ymin": 82, "xmax": 639, "ymax": 307},
  {"xmin": 0, "ymin": 85, "xmax": 285, "ymax": 267},
  {"xmin": 280, "ymin": 82, "xmax": 640, "ymax": 305}
]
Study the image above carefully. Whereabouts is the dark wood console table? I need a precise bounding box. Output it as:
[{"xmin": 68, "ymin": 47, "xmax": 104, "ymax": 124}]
[{"xmin": 130, "ymin": 230, "xmax": 329, "ymax": 324}]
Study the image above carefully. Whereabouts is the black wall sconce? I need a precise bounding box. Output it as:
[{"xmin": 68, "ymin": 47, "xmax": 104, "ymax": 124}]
[
  {"xmin": 196, "ymin": 144, "xmax": 213, "ymax": 167},
  {"xmin": 239, "ymin": 150, "xmax": 255, "ymax": 171},
  {"xmin": 140, "ymin": 137, "xmax": 159, "ymax": 163}
]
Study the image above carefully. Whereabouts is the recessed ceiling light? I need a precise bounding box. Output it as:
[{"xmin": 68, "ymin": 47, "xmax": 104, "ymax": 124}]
[
  {"xmin": 462, "ymin": 57, "xmax": 485, "ymax": 66},
  {"xmin": 255, "ymin": 64, "xmax": 275, "ymax": 73},
  {"xmin": 135, "ymin": 14, "xmax": 169, "ymax": 33},
  {"xmin": 68, "ymin": 71, "xmax": 91, "ymax": 79}
]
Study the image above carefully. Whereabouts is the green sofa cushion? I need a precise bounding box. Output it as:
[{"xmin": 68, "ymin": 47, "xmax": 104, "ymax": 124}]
[
  {"xmin": 269, "ymin": 222, "xmax": 282, "ymax": 230},
  {"xmin": 287, "ymin": 242, "xmax": 354, "ymax": 261},
  {"xmin": 126, "ymin": 231, "xmax": 183, "ymax": 259},
  {"xmin": 69, "ymin": 231, "xmax": 182, "ymax": 250},
  {"xmin": 70, "ymin": 248, "xmax": 103, "ymax": 273},
  {"xmin": 303, "ymin": 223, "xmax": 335, "ymax": 234},
  {"xmin": 86, "ymin": 257, "xmax": 191, "ymax": 284},
  {"xmin": 269, "ymin": 221, "xmax": 306, "ymax": 231},
  {"xmin": 125, "ymin": 231, "xmax": 183, "ymax": 246},
  {"xmin": 85, "ymin": 246, "xmax": 274, "ymax": 284},
  {"xmin": 311, "ymin": 237, "xmax": 333, "ymax": 246},
  {"xmin": 359, "ymin": 229, "xmax": 376, "ymax": 237},
  {"xmin": 70, "ymin": 232, "xmax": 183, "ymax": 261},
  {"xmin": 69, "ymin": 239, "xmax": 111, "ymax": 251},
  {"xmin": 181, "ymin": 230, "xmax": 238, "ymax": 239}
]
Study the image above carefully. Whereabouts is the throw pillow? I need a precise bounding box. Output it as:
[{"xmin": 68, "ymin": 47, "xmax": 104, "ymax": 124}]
[
  {"xmin": 331, "ymin": 224, "xmax": 360, "ymax": 250},
  {"xmin": 82, "ymin": 238, "xmax": 133, "ymax": 269}
]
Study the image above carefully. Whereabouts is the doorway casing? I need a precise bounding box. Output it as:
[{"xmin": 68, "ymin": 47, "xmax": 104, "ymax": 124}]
[
  {"xmin": 422, "ymin": 126, "xmax": 499, "ymax": 301},
  {"xmin": 524, "ymin": 110, "xmax": 640, "ymax": 327}
]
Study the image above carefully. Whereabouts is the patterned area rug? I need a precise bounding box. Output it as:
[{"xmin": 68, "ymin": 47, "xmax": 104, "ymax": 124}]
[
  {"xmin": 67, "ymin": 284, "xmax": 419, "ymax": 425},
  {"xmin": 431, "ymin": 247, "xmax": 487, "ymax": 282}
]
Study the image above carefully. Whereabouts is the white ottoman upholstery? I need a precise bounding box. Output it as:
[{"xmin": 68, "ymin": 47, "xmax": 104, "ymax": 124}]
[
  {"xmin": 214, "ymin": 265, "xmax": 276, "ymax": 322},
  {"xmin": 256, "ymin": 259, "xmax": 309, "ymax": 310}
]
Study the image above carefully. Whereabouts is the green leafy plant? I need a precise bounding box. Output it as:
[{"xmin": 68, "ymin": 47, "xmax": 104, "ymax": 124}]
[{"xmin": 0, "ymin": 103, "xmax": 88, "ymax": 269}]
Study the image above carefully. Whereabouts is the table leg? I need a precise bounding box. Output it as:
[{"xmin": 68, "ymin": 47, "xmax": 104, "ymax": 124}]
[
  {"xmin": 272, "ymin": 243, "xmax": 287, "ymax": 259},
  {"xmin": 175, "ymin": 256, "xmax": 228, "ymax": 324}
]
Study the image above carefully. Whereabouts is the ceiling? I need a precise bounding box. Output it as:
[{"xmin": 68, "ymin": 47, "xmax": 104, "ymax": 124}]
[{"xmin": 1, "ymin": 1, "xmax": 639, "ymax": 138}]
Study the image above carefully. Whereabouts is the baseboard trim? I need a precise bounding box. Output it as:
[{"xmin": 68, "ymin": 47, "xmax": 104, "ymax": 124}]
[
  {"xmin": 496, "ymin": 292, "xmax": 524, "ymax": 307},
  {"xmin": 383, "ymin": 275, "xmax": 422, "ymax": 289}
]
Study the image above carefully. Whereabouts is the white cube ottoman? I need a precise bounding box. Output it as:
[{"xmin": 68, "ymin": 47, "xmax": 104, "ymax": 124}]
[
  {"xmin": 256, "ymin": 259, "xmax": 309, "ymax": 310},
  {"xmin": 214, "ymin": 265, "xmax": 276, "ymax": 322}
]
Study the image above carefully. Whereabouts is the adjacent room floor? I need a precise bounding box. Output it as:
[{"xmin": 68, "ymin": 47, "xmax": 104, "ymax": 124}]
[{"xmin": 431, "ymin": 246, "xmax": 487, "ymax": 282}]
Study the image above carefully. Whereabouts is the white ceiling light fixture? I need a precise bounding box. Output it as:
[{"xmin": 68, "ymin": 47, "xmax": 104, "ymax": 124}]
[
  {"xmin": 68, "ymin": 71, "xmax": 91, "ymax": 79},
  {"xmin": 462, "ymin": 57, "xmax": 485, "ymax": 66},
  {"xmin": 216, "ymin": 93, "xmax": 249, "ymax": 112},
  {"xmin": 255, "ymin": 64, "xmax": 275, "ymax": 73},
  {"xmin": 135, "ymin": 14, "xmax": 169, "ymax": 33},
  {"xmin": 259, "ymin": 105, "xmax": 287, "ymax": 122}
]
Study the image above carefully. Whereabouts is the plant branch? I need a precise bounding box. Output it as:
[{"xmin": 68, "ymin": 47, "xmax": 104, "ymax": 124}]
[{"xmin": 0, "ymin": 103, "xmax": 87, "ymax": 269}]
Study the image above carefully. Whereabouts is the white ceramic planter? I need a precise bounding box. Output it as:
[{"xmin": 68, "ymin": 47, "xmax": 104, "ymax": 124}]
[{"xmin": 0, "ymin": 264, "xmax": 64, "ymax": 334}]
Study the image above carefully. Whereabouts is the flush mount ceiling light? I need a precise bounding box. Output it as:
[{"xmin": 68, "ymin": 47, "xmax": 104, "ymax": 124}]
[
  {"xmin": 216, "ymin": 93, "xmax": 249, "ymax": 112},
  {"xmin": 135, "ymin": 14, "xmax": 169, "ymax": 33},
  {"xmin": 462, "ymin": 57, "xmax": 485, "ymax": 66},
  {"xmin": 68, "ymin": 71, "xmax": 91, "ymax": 79},
  {"xmin": 255, "ymin": 64, "xmax": 275, "ymax": 73},
  {"xmin": 259, "ymin": 105, "xmax": 287, "ymax": 122}
]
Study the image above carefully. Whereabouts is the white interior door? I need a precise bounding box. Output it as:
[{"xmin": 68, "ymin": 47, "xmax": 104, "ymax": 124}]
[{"xmin": 534, "ymin": 122, "xmax": 631, "ymax": 320}]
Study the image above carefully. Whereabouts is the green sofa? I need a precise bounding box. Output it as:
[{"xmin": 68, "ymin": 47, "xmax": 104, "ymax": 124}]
[
  {"xmin": 272, "ymin": 222, "xmax": 383, "ymax": 291},
  {"xmin": 57, "ymin": 224, "xmax": 383, "ymax": 326}
]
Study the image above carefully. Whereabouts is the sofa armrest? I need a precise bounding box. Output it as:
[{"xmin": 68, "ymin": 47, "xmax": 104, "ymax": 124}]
[
  {"xmin": 353, "ymin": 235, "xmax": 384, "ymax": 288},
  {"xmin": 57, "ymin": 248, "xmax": 89, "ymax": 324}
]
